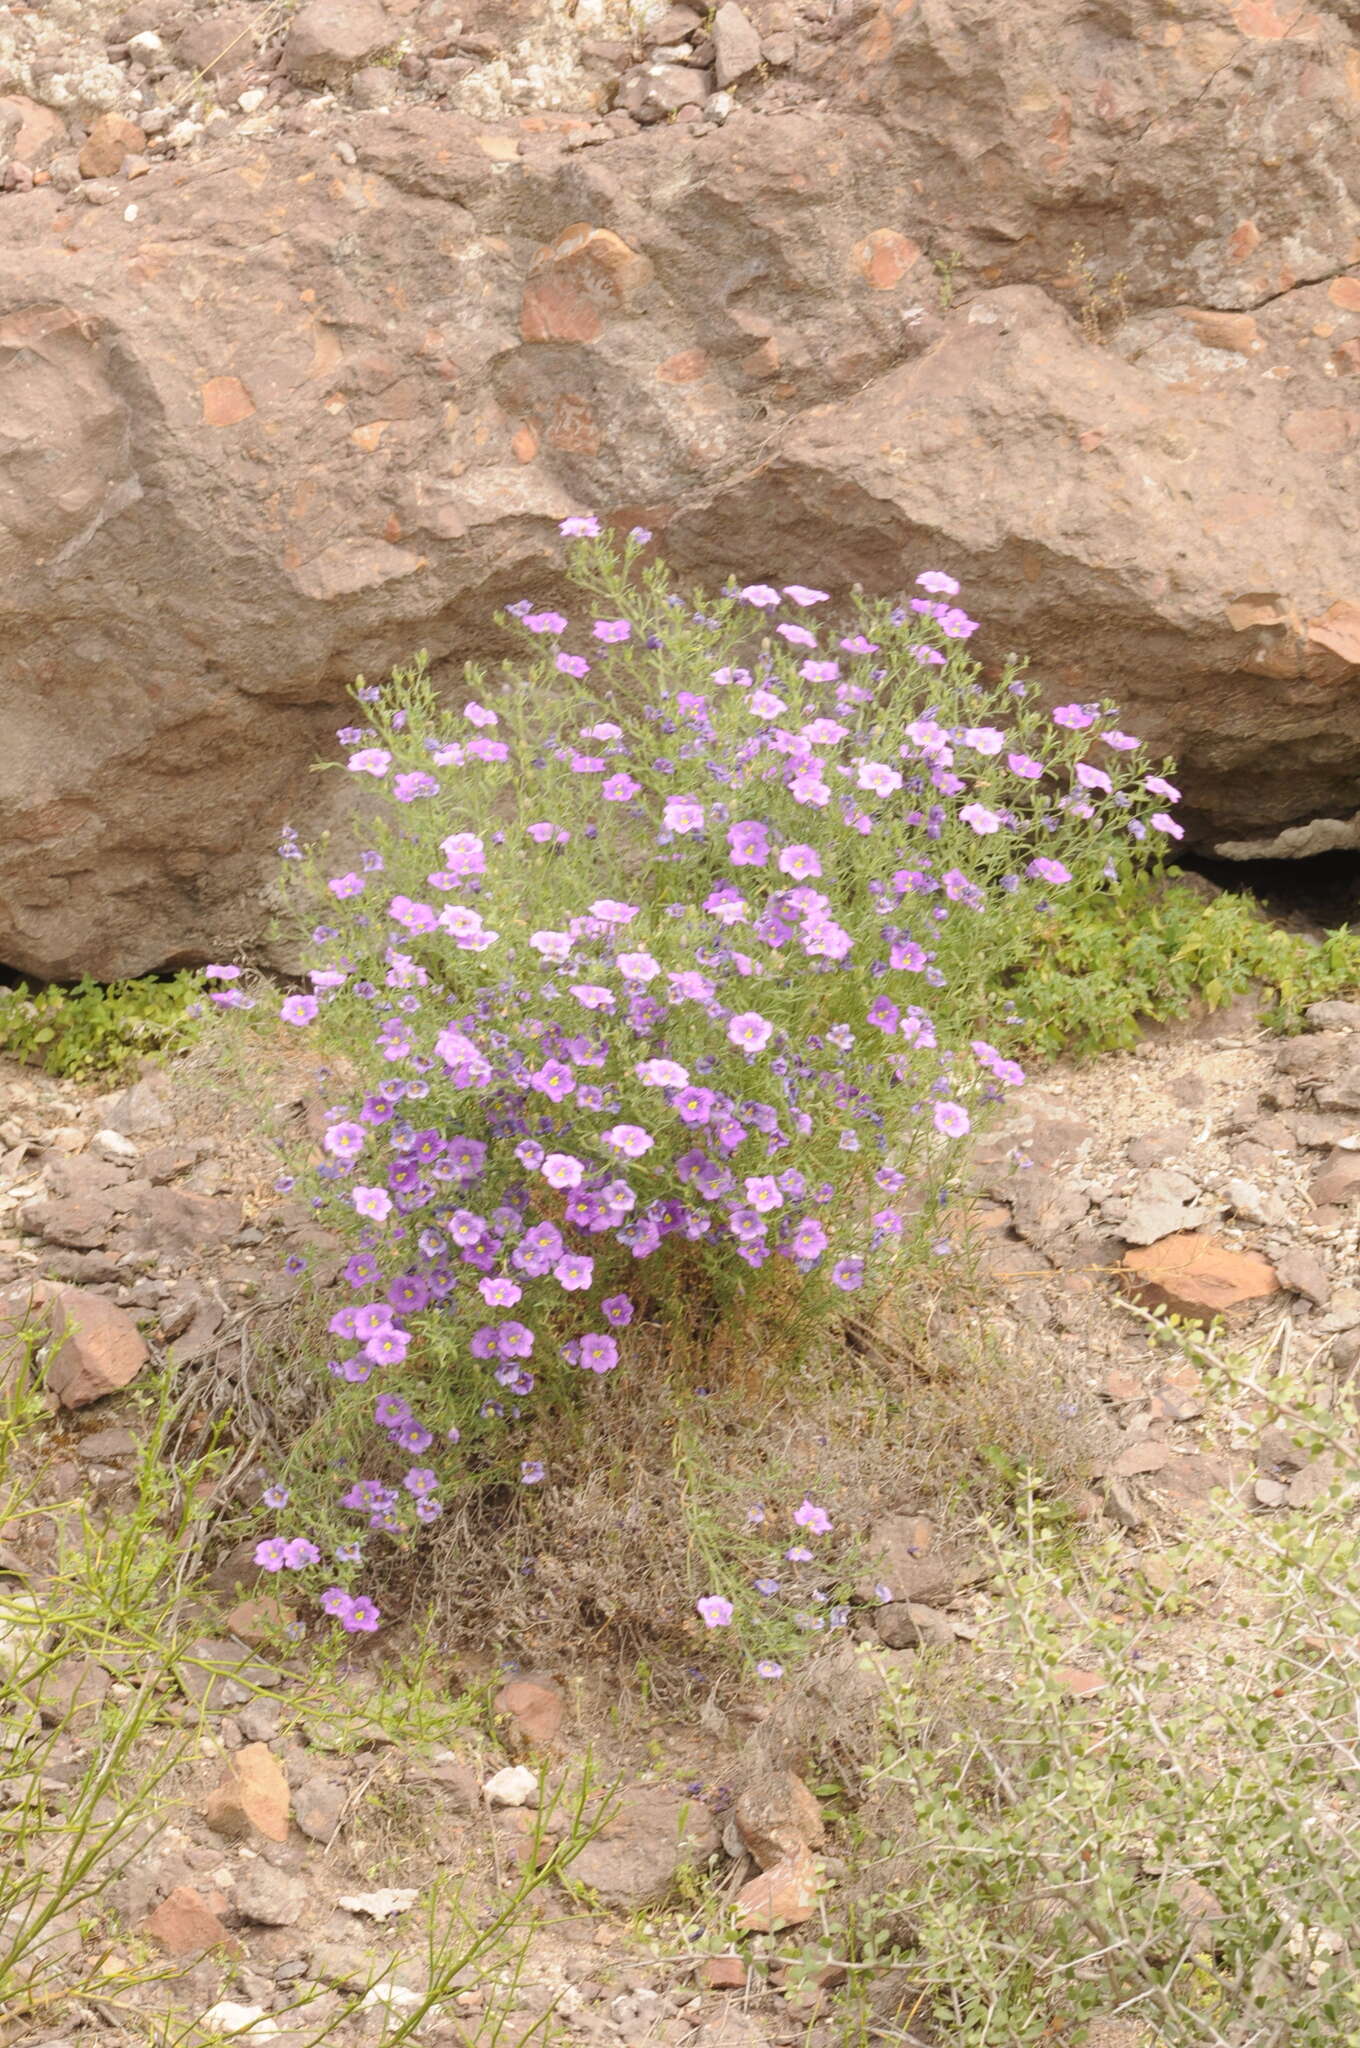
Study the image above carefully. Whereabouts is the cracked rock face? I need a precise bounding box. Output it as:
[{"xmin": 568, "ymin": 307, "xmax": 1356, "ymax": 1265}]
[{"xmin": 1, "ymin": 0, "xmax": 1359, "ymax": 977}]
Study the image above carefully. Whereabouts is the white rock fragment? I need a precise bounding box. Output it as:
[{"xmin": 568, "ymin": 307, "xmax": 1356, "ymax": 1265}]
[
  {"xmin": 338, "ymin": 1886, "xmax": 419, "ymax": 1920},
  {"xmin": 238, "ymin": 87, "xmax": 268, "ymax": 112},
  {"xmin": 92, "ymin": 1128, "xmax": 139, "ymax": 1161},
  {"xmin": 483, "ymin": 1763, "xmax": 538, "ymax": 1808}
]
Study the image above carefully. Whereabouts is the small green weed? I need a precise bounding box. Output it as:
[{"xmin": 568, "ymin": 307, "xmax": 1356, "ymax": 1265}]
[
  {"xmin": 0, "ymin": 972, "xmax": 204, "ymax": 1081},
  {"xmin": 857, "ymin": 1331, "xmax": 1360, "ymax": 2047},
  {"xmin": 1007, "ymin": 868, "xmax": 1360, "ymax": 1058}
]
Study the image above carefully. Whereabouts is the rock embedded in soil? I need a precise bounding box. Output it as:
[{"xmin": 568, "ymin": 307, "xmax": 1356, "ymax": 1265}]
[
  {"xmin": 282, "ymin": 0, "xmax": 398, "ymax": 85},
  {"xmin": 874, "ymin": 1600, "xmax": 956, "ymax": 1649},
  {"xmin": 565, "ymin": 1788, "xmax": 720, "ymax": 1908},
  {"xmin": 733, "ymin": 1842, "xmax": 819, "ymax": 1932},
  {"xmin": 41, "ymin": 1284, "xmax": 149, "ymax": 1408},
  {"xmin": 494, "ymin": 1674, "xmax": 564, "ymax": 1752},
  {"xmin": 1116, "ymin": 1168, "xmax": 1207, "ymax": 1247},
  {"xmin": 232, "ymin": 1862, "xmax": 309, "ymax": 1926},
  {"xmin": 1274, "ymin": 1245, "xmax": 1332, "ymax": 1306},
  {"xmin": 293, "ymin": 1776, "xmax": 347, "ymax": 1841},
  {"xmin": 712, "ymin": 2, "xmax": 762, "ymax": 87},
  {"xmin": 143, "ymin": 1884, "xmax": 242, "ymax": 1958},
  {"xmin": 1120, "ymin": 1233, "xmax": 1280, "ymax": 1319},
  {"xmin": 734, "ymin": 1768, "xmax": 824, "ymax": 1870},
  {"xmin": 204, "ymin": 1742, "xmax": 291, "ymax": 1843}
]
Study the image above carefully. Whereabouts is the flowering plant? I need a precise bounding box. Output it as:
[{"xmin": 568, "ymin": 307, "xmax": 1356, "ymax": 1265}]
[{"xmin": 222, "ymin": 528, "xmax": 1180, "ymax": 1656}]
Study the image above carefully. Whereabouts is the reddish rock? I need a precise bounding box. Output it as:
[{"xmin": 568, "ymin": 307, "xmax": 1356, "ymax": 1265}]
[
  {"xmin": 1053, "ymin": 1667, "xmax": 1107, "ymax": 1697},
  {"xmin": 712, "ymin": 2, "xmax": 762, "ymax": 88},
  {"xmin": 1311, "ymin": 1151, "xmax": 1360, "ymax": 1208},
  {"xmin": 222, "ymin": 1595, "xmax": 296, "ymax": 1647},
  {"xmin": 1180, "ymin": 308, "xmax": 1262, "ymax": 355},
  {"xmin": 143, "ymin": 1885, "xmax": 241, "ymax": 1958},
  {"xmin": 1120, "ymin": 1233, "xmax": 1279, "ymax": 1319},
  {"xmin": 283, "ymin": 0, "xmax": 396, "ymax": 83},
  {"xmin": 521, "ymin": 224, "xmax": 654, "ymax": 344},
  {"xmin": 734, "ymin": 1844, "xmax": 818, "ymax": 1932},
  {"xmin": 77, "ymin": 115, "xmax": 146, "ymax": 181},
  {"xmin": 203, "ymin": 1742, "xmax": 291, "ymax": 1843},
  {"xmin": 31, "ymin": 1654, "xmax": 110, "ymax": 1725},
  {"xmin": 494, "ymin": 1674, "xmax": 564, "ymax": 1751},
  {"xmin": 4, "ymin": 56, "xmax": 1360, "ymax": 980},
  {"xmin": 734, "ymin": 1769, "xmax": 824, "ymax": 1871},
  {"xmin": 566, "ymin": 1789, "xmax": 719, "ymax": 1907},
  {"xmin": 43, "ymin": 1286, "xmax": 149, "ymax": 1409},
  {"xmin": 176, "ymin": 7, "xmax": 263, "ymax": 79},
  {"xmin": 701, "ymin": 1954, "xmax": 746, "ymax": 1989},
  {"xmin": 852, "ymin": 229, "xmax": 922, "ymax": 291},
  {"xmin": 1274, "ymin": 1246, "xmax": 1331, "ymax": 1306},
  {"xmin": 0, "ymin": 95, "xmax": 67, "ymax": 168}
]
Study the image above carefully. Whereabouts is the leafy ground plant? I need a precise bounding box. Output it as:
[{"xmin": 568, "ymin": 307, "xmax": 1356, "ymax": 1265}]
[
  {"xmin": 0, "ymin": 970, "xmax": 205, "ymax": 1081},
  {"xmin": 211, "ymin": 527, "xmax": 1192, "ymax": 1669}
]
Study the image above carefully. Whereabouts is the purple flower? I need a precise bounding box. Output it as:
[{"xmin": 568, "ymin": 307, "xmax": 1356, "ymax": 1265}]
[
  {"xmin": 556, "ymin": 652, "xmax": 591, "ymax": 679},
  {"xmin": 933, "ymin": 1101, "xmax": 971, "ymax": 1138},
  {"xmin": 830, "ymin": 1259, "xmax": 864, "ymax": 1292},
  {"xmin": 789, "ymin": 1219, "xmax": 828, "ymax": 1260},
  {"xmin": 554, "ymin": 1253, "xmax": 594, "ymax": 1291},
  {"xmin": 1145, "ymin": 774, "xmax": 1180, "ymax": 801},
  {"xmin": 916, "ymin": 570, "xmax": 960, "ymax": 596},
  {"xmin": 524, "ymin": 611, "xmax": 568, "ymax": 635},
  {"xmin": 959, "ymin": 803, "xmax": 1001, "ymax": 835},
  {"xmin": 283, "ymin": 1537, "xmax": 321, "ymax": 1568},
  {"xmin": 778, "ymin": 844, "xmax": 821, "ymax": 879},
  {"xmin": 593, "ymin": 617, "xmax": 631, "ymax": 641},
  {"xmin": 1150, "ymin": 811, "xmax": 1184, "ymax": 838},
  {"xmin": 351, "ymin": 1186, "xmax": 393, "ymax": 1222},
  {"xmin": 560, "ymin": 514, "xmax": 601, "ymax": 538},
  {"xmin": 727, "ymin": 1011, "xmax": 773, "ymax": 1053},
  {"xmin": 1027, "ymin": 857, "xmax": 1071, "ymax": 886},
  {"xmin": 205, "ymin": 964, "xmax": 241, "ymax": 980},
  {"xmin": 341, "ymin": 1596, "xmax": 381, "ymax": 1634},
  {"xmin": 793, "ymin": 1498, "xmax": 832, "ymax": 1535},
  {"xmin": 280, "ymin": 993, "xmax": 318, "ymax": 1026},
  {"xmin": 604, "ymin": 1124, "xmax": 654, "ymax": 1159},
  {"xmin": 254, "ymin": 1537, "xmax": 288, "ymax": 1571},
  {"xmin": 347, "ymin": 748, "xmax": 391, "ymax": 776},
  {"xmin": 603, "ymin": 772, "xmax": 641, "ymax": 802},
  {"xmin": 578, "ymin": 1332, "xmax": 619, "ymax": 1373},
  {"xmin": 728, "ymin": 820, "xmax": 769, "ymax": 867},
  {"xmin": 756, "ymin": 1659, "xmax": 784, "ymax": 1679},
  {"xmin": 521, "ymin": 1459, "xmax": 546, "ymax": 1484},
  {"xmin": 601, "ymin": 1293, "xmax": 634, "ymax": 1326},
  {"xmin": 324, "ymin": 1121, "xmax": 366, "ymax": 1162},
  {"xmin": 542, "ymin": 1152, "xmax": 586, "ymax": 1188},
  {"xmin": 784, "ymin": 583, "xmax": 830, "ymax": 605},
  {"xmin": 740, "ymin": 583, "xmax": 781, "ymax": 608},
  {"xmin": 1052, "ymin": 702, "xmax": 1097, "ymax": 730},
  {"xmin": 664, "ymin": 795, "xmax": 705, "ymax": 834},
  {"xmin": 696, "ymin": 1594, "xmax": 734, "ymax": 1628},
  {"xmin": 393, "ymin": 771, "xmax": 439, "ymax": 802}
]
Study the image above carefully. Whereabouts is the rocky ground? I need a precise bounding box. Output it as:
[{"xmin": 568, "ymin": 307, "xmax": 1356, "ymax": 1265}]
[{"xmin": 2, "ymin": 980, "xmax": 1359, "ymax": 2043}]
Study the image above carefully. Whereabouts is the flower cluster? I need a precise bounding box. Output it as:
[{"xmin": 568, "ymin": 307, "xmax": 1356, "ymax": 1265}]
[{"xmin": 234, "ymin": 529, "xmax": 1181, "ymax": 1665}]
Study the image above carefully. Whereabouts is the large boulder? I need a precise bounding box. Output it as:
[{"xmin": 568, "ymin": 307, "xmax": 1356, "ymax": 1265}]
[{"xmin": 0, "ymin": 0, "xmax": 1358, "ymax": 978}]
